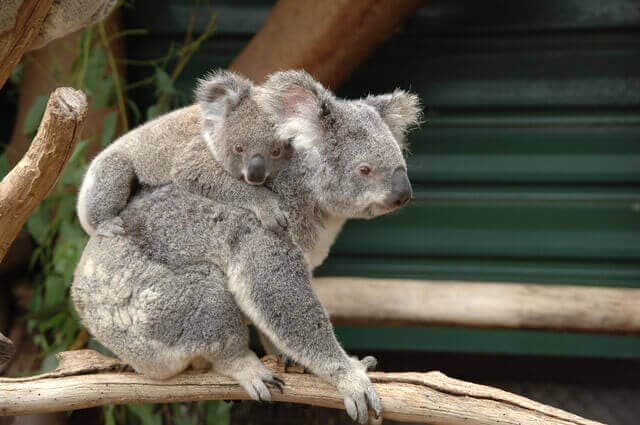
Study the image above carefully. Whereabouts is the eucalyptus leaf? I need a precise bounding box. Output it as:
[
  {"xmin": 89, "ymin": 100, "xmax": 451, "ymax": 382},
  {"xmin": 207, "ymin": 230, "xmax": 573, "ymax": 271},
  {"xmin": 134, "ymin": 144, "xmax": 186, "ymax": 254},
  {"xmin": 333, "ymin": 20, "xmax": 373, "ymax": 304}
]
[
  {"xmin": 26, "ymin": 205, "xmax": 52, "ymax": 245},
  {"xmin": 154, "ymin": 67, "xmax": 176, "ymax": 96},
  {"xmin": 23, "ymin": 95, "xmax": 48, "ymax": 139},
  {"xmin": 102, "ymin": 111, "xmax": 118, "ymax": 147},
  {"xmin": 0, "ymin": 154, "xmax": 9, "ymax": 179},
  {"xmin": 127, "ymin": 404, "xmax": 162, "ymax": 425}
]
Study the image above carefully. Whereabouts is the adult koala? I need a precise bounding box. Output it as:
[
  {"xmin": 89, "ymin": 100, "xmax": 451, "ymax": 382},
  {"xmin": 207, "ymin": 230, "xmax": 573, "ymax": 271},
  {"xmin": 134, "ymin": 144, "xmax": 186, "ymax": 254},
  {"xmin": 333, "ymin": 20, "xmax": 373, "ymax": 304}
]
[{"xmin": 72, "ymin": 71, "xmax": 420, "ymax": 424}]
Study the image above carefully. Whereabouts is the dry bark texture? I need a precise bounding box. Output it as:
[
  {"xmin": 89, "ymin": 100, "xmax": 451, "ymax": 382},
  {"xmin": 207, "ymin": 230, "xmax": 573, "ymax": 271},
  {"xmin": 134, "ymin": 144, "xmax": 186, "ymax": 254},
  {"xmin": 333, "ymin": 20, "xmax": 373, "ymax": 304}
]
[
  {"xmin": 0, "ymin": 0, "xmax": 54, "ymax": 88},
  {"xmin": 314, "ymin": 277, "xmax": 640, "ymax": 334},
  {"xmin": 0, "ymin": 350, "xmax": 603, "ymax": 425},
  {"xmin": 0, "ymin": 88, "xmax": 87, "ymax": 262}
]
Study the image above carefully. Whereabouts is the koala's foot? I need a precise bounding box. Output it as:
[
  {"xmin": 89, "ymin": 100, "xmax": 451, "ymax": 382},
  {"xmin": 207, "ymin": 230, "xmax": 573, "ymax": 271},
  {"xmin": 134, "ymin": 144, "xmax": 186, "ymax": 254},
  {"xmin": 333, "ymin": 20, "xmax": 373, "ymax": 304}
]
[
  {"xmin": 335, "ymin": 357, "xmax": 382, "ymax": 425},
  {"xmin": 219, "ymin": 351, "xmax": 285, "ymax": 401},
  {"xmin": 254, "ymin": 202, "xmax": 288, "ymax": 234},
  {"xmin": 96, "ymin": 217, "xmax": 125, "ymax": 237}
]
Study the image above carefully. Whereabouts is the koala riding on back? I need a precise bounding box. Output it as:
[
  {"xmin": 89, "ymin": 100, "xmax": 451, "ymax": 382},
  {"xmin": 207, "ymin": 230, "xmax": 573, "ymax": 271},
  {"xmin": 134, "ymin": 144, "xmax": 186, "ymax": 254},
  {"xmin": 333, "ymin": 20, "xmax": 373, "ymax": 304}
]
[{"xmin": 77, "ymin": 71, "xmax": 291, "ymax": 237}]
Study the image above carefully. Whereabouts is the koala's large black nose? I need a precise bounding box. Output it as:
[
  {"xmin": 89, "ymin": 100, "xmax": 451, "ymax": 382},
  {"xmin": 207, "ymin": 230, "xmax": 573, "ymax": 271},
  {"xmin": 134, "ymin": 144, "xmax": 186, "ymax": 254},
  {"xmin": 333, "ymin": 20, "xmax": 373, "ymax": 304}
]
[
  {"xmin": 246, "ymin": 154, "xmax": 266, "ymax": 184},
  {"xmin": 386, "ymin": 167, "xmax": 412, "ymax": 208}
]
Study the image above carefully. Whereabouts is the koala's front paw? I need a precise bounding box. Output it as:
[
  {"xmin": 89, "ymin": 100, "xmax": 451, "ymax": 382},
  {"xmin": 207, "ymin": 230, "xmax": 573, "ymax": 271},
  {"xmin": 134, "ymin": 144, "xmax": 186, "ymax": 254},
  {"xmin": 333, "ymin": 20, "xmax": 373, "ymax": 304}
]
[
  {"xmin": 254, "ymin": 202, "xmax": 288, "ymax": 234},
  {"xmin": 96, "ymin": 217, "xmax": 125, "ymax": 237},
  {"xmin": 336, "ymin": 358, "xmax": 382, "ymax": 424}
]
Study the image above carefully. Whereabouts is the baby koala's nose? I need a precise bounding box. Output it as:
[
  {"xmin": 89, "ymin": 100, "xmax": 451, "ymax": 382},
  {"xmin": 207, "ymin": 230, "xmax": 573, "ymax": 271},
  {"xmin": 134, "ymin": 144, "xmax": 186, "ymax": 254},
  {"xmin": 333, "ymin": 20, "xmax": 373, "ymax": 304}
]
[{"xmin": 246, "ymin": 154, "xmax": 267, "ymax": 185}]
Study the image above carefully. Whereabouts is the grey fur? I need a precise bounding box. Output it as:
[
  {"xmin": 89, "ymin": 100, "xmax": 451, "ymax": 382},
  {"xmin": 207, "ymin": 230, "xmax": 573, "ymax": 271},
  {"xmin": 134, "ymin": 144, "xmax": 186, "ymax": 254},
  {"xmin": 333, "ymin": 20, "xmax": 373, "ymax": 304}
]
[
  {"xmin": 77, "ymin": 71, "xmax": 291, "ymax": 237},
  {"xmin": 72, "ymin": 70, "xmax": 420, "ymax": 423}
]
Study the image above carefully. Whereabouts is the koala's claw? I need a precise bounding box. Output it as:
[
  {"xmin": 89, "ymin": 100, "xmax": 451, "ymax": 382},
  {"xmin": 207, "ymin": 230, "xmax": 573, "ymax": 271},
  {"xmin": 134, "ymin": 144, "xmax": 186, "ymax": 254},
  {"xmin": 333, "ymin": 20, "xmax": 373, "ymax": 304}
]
[
  {"xmin": 339, "ymin": 358, "xmax": 382, "ymax": 424},
  {"xmin": 96, "ymin": 217, "xmax": 125, "ymax": 237},
  {"xmin": 265, "ymin": 376, "xmax": 286, "ymax": 393}
]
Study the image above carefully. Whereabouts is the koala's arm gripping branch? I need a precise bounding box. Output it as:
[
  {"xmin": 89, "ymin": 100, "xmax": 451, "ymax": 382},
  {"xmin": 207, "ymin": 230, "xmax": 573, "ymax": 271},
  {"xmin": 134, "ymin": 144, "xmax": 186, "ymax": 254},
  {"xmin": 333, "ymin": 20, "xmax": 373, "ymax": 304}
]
[
  {"xmin": 226, "ymin": 231, "xmax": 351, "ymax": 378},
  {"xmin": 0, "ymin": 87, "xmax": 87, "ymax": 262},
  {"xmin": 0, "ymin": 350, "xmax": 602, "ymax": 425}
]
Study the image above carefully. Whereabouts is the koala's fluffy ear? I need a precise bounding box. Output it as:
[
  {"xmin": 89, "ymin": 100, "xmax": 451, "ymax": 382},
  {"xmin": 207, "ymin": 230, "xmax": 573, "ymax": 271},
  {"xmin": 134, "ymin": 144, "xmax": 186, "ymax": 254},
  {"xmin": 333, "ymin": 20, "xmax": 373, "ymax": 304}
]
[
  {"xmin": 364, "ymin": 90, "xmax": 422, "ymax": 147},
  {"xmin": 195, "ymin": 70, "xmax": 254, "ymax": 125},
  {"xmin": 255, "ymin": 70, "xmax": 333, "ymax": 150}
]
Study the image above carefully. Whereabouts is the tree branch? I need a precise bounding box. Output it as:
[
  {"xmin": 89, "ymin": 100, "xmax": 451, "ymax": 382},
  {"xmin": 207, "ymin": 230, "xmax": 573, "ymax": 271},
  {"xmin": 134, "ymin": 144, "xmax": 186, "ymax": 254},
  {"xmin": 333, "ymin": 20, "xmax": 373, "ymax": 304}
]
[
  {"xmin": 0, "ymin": 350, "xmax": 602, "ymax": 424},
  {"xmin": 0, "ymin": 0, "xmax": 54, "ymax": 88},
  {"xmin": 0, "ymin": 87, "xmax": 87, "ymax": 262},
  {"xmin": 314, "ymin": 277, "xmax": 640, "ymax": 334},
  {"xmin": 230, "ymin": 0, "xmax": 426, "ymax": 88}
]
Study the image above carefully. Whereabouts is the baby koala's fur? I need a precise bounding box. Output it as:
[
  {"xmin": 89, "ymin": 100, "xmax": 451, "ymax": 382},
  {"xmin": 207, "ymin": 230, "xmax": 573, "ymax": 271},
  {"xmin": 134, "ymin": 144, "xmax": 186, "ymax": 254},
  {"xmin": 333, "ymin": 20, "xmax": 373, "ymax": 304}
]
[{"xmin": 77, "ymin": 71, "xmax": 291, "ymax": 237}]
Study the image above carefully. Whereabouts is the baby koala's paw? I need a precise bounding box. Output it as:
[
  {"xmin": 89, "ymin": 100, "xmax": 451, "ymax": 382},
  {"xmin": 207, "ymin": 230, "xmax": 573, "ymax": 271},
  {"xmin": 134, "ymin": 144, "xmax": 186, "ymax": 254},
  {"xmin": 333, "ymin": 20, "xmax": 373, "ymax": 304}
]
[
  {"xmin": 96, "ymin": 217, "xmax": 125, "ymax": 237},
  {"xmin": 336, "ymin": 357, "xmax": 382, "ymax": 424},
  {"xmin": 254, "ymin": 201, "xmax": 288, "ymax": 234}
]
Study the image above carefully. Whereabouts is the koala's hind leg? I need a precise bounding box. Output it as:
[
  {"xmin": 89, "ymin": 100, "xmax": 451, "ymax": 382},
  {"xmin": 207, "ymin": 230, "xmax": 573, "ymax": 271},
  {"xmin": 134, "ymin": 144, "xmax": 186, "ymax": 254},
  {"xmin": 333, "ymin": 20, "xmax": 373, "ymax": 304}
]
[
  {"xmin": 171, "ymin": 265, "xmax": 284, "ymax": 401},
  {"xmin": 77, "ymin": 150, "xmax": 136, "ymax": 236}
]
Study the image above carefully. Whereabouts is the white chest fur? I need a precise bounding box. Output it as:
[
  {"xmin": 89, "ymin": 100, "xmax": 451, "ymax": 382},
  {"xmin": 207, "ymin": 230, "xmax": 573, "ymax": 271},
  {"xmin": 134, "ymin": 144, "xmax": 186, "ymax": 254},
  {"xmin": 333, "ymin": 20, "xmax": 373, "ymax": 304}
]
[{"xmin": 307, "ymin": 215, "xmax": 346, "ymax": 270}]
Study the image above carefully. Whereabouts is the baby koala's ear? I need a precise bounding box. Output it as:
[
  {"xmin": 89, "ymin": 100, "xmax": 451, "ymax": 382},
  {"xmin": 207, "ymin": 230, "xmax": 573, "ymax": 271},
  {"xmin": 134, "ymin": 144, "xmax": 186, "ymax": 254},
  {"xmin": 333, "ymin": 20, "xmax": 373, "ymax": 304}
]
[
  {"xmin": 364, "ymin": 90, "xmax": 422, "ymax": 147},
  {"xmin": 195, "ymin": 70, "xmax": 254, "ymax": 123},
  {"xmin": 255, "ymin": 70, "xmax": 333, "ymax": 150}
]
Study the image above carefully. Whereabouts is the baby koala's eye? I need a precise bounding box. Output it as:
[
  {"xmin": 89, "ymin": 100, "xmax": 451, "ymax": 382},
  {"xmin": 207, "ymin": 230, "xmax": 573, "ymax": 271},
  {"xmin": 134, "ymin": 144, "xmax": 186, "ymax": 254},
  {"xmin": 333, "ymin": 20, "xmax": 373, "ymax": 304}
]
[
  {"xmin": 234, "ymin": 145, "xmax": 244, "ymax": 154},
  {"xmin": 271, "ymin": 146, "xmax": 282, "ymax": 158},
  {"xmin": 358, "ymin": 164, "xmax": 373, "ymax": 176}
]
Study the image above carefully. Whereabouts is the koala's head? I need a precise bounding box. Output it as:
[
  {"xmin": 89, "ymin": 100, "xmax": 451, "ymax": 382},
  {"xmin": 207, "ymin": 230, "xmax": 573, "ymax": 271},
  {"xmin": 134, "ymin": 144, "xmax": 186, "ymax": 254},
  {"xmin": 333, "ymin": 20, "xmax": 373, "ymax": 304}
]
[
  {"xmin": 196, "ymin": 71, "xmax": 293, "ymax": 185},
  {"xmin": 256, "ymin": 70, "xmax": 421, "ymax": 219}
]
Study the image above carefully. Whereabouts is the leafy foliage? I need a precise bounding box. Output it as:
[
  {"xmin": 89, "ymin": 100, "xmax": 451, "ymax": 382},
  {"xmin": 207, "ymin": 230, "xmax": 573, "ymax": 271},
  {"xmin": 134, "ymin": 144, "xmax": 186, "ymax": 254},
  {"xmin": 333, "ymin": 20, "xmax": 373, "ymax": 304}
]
[{"xmin": 0, "ymin": 3, "xmax": 227, "ymax": 424}]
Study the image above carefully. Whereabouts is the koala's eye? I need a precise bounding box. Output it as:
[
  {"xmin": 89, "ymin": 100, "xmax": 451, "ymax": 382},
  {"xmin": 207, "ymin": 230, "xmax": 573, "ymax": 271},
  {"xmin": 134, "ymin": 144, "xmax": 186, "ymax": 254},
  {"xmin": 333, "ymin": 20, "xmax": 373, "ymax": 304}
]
[
  {"xmin": 234, "ymin": 145, "xmax": 244, "ymax": 154},
  {"xmin": 271, "ymin": 146, "xmax": 282, "ymax": 158},
  {"xmin": 358, "ymin": 164, "xmax": 373, "ymax": 176}
]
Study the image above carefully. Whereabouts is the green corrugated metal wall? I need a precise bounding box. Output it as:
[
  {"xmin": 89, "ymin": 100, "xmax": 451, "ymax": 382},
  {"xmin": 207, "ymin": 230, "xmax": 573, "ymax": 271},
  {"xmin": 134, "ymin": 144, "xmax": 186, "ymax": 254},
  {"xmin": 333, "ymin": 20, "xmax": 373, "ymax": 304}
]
[{"xmin": 125, "ymin": 0, "xmax": 640, "ymax": 358}]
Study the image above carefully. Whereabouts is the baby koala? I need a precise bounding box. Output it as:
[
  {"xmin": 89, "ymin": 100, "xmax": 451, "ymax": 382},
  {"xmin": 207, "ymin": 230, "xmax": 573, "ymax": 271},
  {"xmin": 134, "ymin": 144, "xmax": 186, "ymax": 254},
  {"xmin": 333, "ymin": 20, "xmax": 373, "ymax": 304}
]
[{"xmin": 77, "ymin": 71, "xmax": 292, "ymax": 236}]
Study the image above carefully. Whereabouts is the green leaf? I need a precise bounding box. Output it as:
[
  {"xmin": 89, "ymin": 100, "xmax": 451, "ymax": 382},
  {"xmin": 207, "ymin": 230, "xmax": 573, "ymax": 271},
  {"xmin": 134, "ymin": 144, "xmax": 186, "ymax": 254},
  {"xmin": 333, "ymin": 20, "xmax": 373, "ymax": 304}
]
[
  {"xmin": 60, "ymin": 140, "xmax": 88, "ymax": 186},
  {"xmin": 206, "ymin": 401, "xmax": 232, "ymax": 425},
  {"xmin": 26, "ymin": 205, "xmax": 52, "ymax": 245},
  {"xmin": 127, "ymin": 98, "xmax": 142, "ymax": 124},
  {"xmin": 154, "ymin": 67, "xmax": 176, "ymax": 96},
  {"xmin": 146, "ymin": 104, "xmax": 162, "ymax": 121},
  {"xmin": 43, "ymin": 275, "xmax": 67, "ymax": 310},
  {"xmin": 23, "ymin": 95, "xmax": 48, "ymax": 139},
  {"xmin": 102, "ymin": 111, "xmax": 118, "ymax": 147},
  {"xmin": 10, "ymin": 62, "xmax": 23, "ymax": 85},
  {"xmin": 40, "ymin": 349, "xmax": 62, "ymax": 372},
  {"xmin": 104, "ymin": 405, "xmax": 116, "ymax": 425},
  {"xmin": 0, "ymin": 154, "xmax": 9, "ymax": 179},
  {"xmin": 127, "ymin": 404, "xmax": 162, "ymax": 425}
]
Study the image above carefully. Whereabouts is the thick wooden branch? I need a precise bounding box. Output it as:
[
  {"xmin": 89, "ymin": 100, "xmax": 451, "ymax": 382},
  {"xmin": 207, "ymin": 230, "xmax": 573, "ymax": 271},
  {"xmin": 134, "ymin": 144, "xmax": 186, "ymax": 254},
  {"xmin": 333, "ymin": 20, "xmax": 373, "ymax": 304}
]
[
  {"xmin": 0, "ymin": 87, "xmax": 87, "ymax": 262},
  {"xmin": 230, "ymin": 0, "xmax": 426, "ymax": 88},
  {"xmin": 314, "ymin": 277, "xmax": 640, "ymax": 334},
  {"xmin": 0, "ymin": 0, "xmax": 54, "ymax": 88},
  {"xmin": 0, "ymin": 350, "xmax": 602, "ymax": 424}
]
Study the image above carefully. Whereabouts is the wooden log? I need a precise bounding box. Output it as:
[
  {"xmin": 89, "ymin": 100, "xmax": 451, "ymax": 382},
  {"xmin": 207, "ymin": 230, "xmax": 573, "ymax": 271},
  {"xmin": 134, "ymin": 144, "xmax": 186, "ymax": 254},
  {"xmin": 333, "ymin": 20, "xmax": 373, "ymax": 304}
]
[
  {"xmin": 314, "ymin": 277, "xmax": 640, "ymax": 334},
  {"xmin": 0, "ymin": 0, "xmax": 54, "ymax": 88},
  {"xmin": 0, "ymin": 350, "xmax": 603, "ymax": 425},
  {"xmin": 230, "ymin": 0, "xmax": 426, "ymax": 88},
  {"xmin": 0, "ymin": 88, "xmax": 87, "ymax": 262}
]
